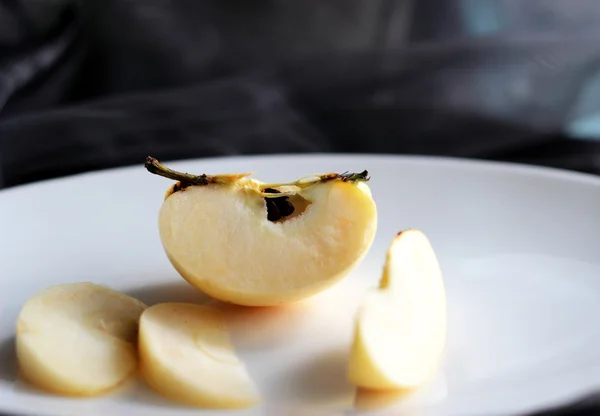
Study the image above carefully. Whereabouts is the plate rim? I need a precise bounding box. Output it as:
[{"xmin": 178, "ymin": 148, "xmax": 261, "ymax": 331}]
[{"xmin": 2, "ymin": 153, "xmax": 600, "ymax": 197}]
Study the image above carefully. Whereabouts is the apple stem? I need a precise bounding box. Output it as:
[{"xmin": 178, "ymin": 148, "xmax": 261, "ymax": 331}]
[
  {"xmin": 146, "ymin": 156, "xmax": 370, "ymax": 191},
  {"xmin": 145, "ymin": 157, "xmax": 211, "ymax": 185},
  {"xmin": 259, "ymin": 170, "xmax": 370, "ymax": 192}
]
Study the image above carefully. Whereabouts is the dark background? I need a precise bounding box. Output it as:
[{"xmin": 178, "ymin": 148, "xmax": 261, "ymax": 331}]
[{"xmin": 2, "ymin": 0, "xmax": 600, "ymax": 189}]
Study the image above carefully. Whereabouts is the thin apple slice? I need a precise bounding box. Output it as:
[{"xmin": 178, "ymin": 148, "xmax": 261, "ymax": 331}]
[
  {"xmin": 348, "ymin": 229, "xmax": 447, "ymax": 390},
  {"xmin": 138, "ymin": 302, "xmax": 260, "ymax": 408},
  {"xmin": 16, "ymin": 282, "xmax": 147, "ymax": 396}
]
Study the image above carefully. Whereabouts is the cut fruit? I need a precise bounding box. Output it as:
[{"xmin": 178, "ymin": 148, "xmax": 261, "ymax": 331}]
[
  {"xmin": 348, "ymin": 229, "xmax": 447, "ymax": 390},
  {"xmin": 145, "ymin": 157, "xmax": 378, "ymax": 306},
  {"xmin": 16, "ymin": 282, "xmax": 147, "ymax": 396},
  {"xmin": 138, "ymin": 302, "xmax": 260, "ymax": 408}
]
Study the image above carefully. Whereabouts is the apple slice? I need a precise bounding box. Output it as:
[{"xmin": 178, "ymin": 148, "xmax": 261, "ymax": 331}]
[
  {"xmin": 16, "ymin": 282, "xmax": 147, "ymax": 396},
  {"xmin": 348, "ymin": 229, "xmax": 447, "ymax": 390},
  {"xmin": 145, "ymin": 157, "xmax": 378, "ymax": 307},
  {"xmin": 138, "ymin": 302, "xmax": 260, "ymax": 408}
]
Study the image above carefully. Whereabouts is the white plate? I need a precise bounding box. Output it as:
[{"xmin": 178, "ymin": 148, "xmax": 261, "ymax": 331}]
[{"xmin": 1, "ymin": 154, "xmax": 600, "ymax": 416}]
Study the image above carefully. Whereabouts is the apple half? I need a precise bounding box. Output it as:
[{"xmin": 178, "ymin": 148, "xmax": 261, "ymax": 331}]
[
  {"xmin": 138, "ymin": 302, "xmax": 260, "ymax": 408},
  {"xmin": 145, "ymin": 157, "xmax": 378, "ymax": 306},
  {"xmin": 16, "ymin": 282, "xmax": 147, "ymax": 396},
  {"xmin": 348, "ymin": 229, "xmax": 447, "ymax": 390}
]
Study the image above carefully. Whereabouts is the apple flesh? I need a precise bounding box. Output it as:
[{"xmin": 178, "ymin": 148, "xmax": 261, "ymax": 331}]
[
  {"xmin": 348, "ymin": 229, "xmax": 447, "ymax": 390},
  {"xmin": 138, "ymin": 302, "xmax": 260, "ymax": 408},
  {"xmin": 16, "ymin": 282, "xmax": 147, "ymax": 396},
  {"xmin": 146, "ymin": 157, "xmax": 378, "ymax": 306}
]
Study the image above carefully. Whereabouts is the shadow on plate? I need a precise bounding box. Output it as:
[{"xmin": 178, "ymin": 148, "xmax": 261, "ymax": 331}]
[
  {"xmin": 0, "ymin": 338, "xmax": 47, "ymax": 396},
  {"xmin": 212, "ymin": 300, "xmax": 315, "ymax": 350},
  {"xmin": 283, "ymin": 347, "xmax": 354, "ymax": 406},
  {"xmin": 126, "ymin": 281, "xmax": 211, "ymax": 306},
  {"xmin": 124, "ymin": 375, "xmax": 195, "ymax": 410},
  {"xmin": 0, "ymin": 336, "xmax": 18, "ymax": 382},
  {"xmin": 354, "ymin": 373, "xmax": 448, "ymax": 414}
]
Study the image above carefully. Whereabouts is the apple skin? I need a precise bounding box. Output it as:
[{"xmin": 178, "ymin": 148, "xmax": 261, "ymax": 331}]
[
  {"xmin": 15, "ymin": 282, "xmax": 147, "ymax": 397},
  {"xmin": 138, "ymin": 302, "xmax": 260, "ymax": 409},
  {"xmin": 348, "ymin": 229, "xmax": 447, "ymax": 390},
  {"xmin": 158, "ymin": 179, "xmax": 377, "ymax": 306}
]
